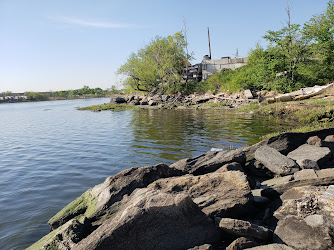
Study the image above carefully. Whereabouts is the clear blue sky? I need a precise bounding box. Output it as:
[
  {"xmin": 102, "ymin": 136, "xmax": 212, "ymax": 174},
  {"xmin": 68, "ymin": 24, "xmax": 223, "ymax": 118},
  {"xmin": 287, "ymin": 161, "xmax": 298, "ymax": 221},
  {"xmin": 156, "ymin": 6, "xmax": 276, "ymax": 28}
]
[{"xmin": 0, "ymin": 0, "xmax": 330, "ymax": 92}]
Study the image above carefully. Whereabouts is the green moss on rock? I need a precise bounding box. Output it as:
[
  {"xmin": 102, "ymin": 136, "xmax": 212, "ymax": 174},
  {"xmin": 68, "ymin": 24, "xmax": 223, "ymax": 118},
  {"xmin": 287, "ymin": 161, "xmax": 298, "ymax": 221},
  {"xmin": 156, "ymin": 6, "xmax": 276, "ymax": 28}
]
[
  {"xmin": 48, "ymin": 191, "xmax": 97, "ymax": 229},
  {"xmin": 27, "ymin": 223, "xmax": 68, "ymax": 250}
]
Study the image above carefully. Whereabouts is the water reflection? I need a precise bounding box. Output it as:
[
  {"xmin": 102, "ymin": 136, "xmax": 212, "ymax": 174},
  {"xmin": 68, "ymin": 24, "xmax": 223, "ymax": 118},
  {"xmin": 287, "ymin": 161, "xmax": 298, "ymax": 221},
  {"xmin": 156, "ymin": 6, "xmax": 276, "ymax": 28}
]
[{"xmin": 129, "ymin": 109, "xmax": 292, "ymax": 162}]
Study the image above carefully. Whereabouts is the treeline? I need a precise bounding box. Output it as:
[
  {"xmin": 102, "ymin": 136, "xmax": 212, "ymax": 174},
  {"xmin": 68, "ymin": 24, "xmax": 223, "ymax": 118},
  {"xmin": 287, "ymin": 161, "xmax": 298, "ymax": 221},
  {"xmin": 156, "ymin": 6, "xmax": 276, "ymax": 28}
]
[
  {"xmin": 119, "ymin": 0, "xmax": 334, "ymax": 94},
  {"xmin": 0, "ymin": 85, "xmax": 121, "ymax": 102}
]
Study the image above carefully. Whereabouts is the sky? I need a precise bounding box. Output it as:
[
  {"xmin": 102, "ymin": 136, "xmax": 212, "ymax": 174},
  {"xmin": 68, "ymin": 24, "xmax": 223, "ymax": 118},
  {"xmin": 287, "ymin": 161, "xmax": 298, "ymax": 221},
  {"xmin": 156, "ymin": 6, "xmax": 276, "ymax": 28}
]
[{"xmin": 0, "ymin": 0, "xmax": 330, "ymax": 93}]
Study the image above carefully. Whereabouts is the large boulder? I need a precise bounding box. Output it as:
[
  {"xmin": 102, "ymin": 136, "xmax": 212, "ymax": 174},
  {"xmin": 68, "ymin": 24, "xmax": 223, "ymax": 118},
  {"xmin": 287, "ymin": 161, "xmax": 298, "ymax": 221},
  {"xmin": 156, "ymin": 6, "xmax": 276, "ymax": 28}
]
[
  {"xmin": 274, "ymin": 215, "xmax": 334, "ymax": 250},
  {"xmin": 271, "ymin": 185, "xmax": 334, "ymax": 248},
  {"xmin": 170, "ymin": 148, "xmax": 246, "ymax": 175},
  {"xmin": 246, "ymin": 244, "xmax": 294, "ymax": 250},
  {"xmin": 243, "ymin": 128, "xmax": 334, "ymax": 161},
  {"xmin": 261, "ymin": 174, "xmax": 334, "ymax": 198},
  {"xmin": 27, "ymin": 218, "xmax": 91, "ymax": 250},
  {"xmin": 216, "ymin": 218, "xmax": 273, "ymax": 242},
  {"xmin": 226, "ymin": 237, "xmax": 258, "ymax": 250},
  {"xmin": 274, "ymin": 185, "xmax": 334, "ymax": 221},
  {"xmin": 255, "ymin": 146, "xmax": 299, "ymax": 176},
  {"xmin": 293, "ymin": 169, "xmax": 318, "ymax": 180},
  {"xmin": 287, "ymin": 144, "xmax": 331, "ymax": 168},
  {"xmin": 115, "ymin": 96, "xmax": 126, "ymax": 103},
  {"xmin": 148, "ymin": 171, "xmax": 255, "ymax": 219},
  {"xmin": 73, "ymin": 189, "xmax": 220, "ymax": 250},
  {"xmin": 48, "ymin": 164, "xmax": 182, "ymax": 230}
]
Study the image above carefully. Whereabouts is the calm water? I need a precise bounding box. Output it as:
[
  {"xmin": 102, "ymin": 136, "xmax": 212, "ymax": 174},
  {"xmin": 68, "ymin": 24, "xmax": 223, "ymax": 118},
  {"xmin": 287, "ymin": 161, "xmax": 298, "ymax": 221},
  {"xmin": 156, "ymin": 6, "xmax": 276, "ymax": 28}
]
[{"xmin": 0, "ymin": 98, "xmax": 290, "ymax": 249}]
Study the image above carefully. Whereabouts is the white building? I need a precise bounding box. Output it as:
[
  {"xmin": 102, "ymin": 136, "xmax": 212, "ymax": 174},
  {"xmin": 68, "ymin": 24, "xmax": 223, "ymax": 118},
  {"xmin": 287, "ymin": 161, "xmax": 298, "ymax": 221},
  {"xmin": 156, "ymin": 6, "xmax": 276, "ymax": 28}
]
[{"xmin": 201, "ymin": 55, "xmax": 248, "ymax": 80}]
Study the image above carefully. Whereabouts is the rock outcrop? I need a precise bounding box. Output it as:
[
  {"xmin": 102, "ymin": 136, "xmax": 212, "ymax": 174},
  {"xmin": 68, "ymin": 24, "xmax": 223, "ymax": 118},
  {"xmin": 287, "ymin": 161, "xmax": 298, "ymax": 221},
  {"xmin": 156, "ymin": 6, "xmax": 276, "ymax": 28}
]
[
  {"xmin": 29, "ymin": 128, "xmax": 334, "ymax": 249},
  {"xmin": 148, "ymin": 171, "xmax": 255, "ymax": 219},
  {"xmin": 73, "ymin": 189, "xmax": 220, "ymax": 250}
]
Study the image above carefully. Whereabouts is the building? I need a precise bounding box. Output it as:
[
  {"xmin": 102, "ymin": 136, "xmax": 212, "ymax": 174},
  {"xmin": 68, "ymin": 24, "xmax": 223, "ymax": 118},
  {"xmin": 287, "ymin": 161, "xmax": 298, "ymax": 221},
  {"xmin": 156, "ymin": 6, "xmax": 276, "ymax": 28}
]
[
  {"xmin": 183, "ymin": 55, "xmax": 248, "ymax": 82},
  {"xmin": 201, "ymin": 55, "xmax": 248, "ymax": 80}
]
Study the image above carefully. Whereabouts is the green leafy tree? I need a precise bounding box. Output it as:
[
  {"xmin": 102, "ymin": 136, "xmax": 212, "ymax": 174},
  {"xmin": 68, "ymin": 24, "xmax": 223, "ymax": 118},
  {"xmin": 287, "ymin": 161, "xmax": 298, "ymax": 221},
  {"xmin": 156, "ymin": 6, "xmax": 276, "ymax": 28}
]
[
  {"xmin": 25, "ymin": 92, "xmax": 47, "ymax": 101},
  {"xmin": 77, "ymin": 85, "xmax": 92, "ymax": 95},
  {"xmin": 118, "ymin": 31, "xmax": 193, "ymax": 94},
  {"xmin": 303, "ymin": 0, "xmax": 334, "ymax": 82}
]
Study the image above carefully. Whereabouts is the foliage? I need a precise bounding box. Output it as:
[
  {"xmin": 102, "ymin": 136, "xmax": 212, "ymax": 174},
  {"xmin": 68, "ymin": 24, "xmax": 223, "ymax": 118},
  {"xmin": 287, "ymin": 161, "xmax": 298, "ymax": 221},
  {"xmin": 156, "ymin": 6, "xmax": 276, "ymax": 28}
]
[
  {"xmin": 303, "ymin": 0, "xmax": 334, "ymax": 82},
  {"xmin": 50, "ymin": 85, "xmax": 114, "ymax": 99},
  {"xmin": 24, "ymin": 92, "xmax": 48, "ymax": 101},
  {"xmin": 0, "ymin": 91, "xmax": 12, "ymax": 96},
  {"xmin": 240, "ymin": 98, "xmax": 334, "ymax": 138},
  {"xmin": 118, "ymin": 31, "xmax": 193, "ymax": 94},
  {"xmin": 203, "ymin": 0, "xmax": 334, "ymax": 93}
]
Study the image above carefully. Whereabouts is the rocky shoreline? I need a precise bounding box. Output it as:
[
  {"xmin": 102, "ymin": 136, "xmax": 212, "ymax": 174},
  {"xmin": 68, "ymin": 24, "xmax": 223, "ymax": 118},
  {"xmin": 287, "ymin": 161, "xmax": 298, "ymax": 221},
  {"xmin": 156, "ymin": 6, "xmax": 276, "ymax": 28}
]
[
  {"xmin": 108, "ymin": 83, "xmax": 334, "ymax": 109},
  {"xmin": 109, "ymin": 91, "xmax": 258, "ymax": 109},
  {"xmin": 29, "ymin": 128, "xmax": 334, "ymax": 250}
]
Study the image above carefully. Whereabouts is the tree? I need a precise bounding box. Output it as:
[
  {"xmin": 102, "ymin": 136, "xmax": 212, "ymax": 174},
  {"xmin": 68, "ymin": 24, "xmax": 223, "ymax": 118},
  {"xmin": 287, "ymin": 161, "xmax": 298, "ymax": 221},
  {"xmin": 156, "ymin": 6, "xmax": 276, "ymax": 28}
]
[
  {"xmin": 117, "ymin": 31, "xmax": 193, "ymax": 94},
  {"xmin": 77, "ymin": 85, "xmax": 92, "ymax": 95},
  {"xmin": 303, "ymin": 0, "xmax": 334, "ymax": 82}
]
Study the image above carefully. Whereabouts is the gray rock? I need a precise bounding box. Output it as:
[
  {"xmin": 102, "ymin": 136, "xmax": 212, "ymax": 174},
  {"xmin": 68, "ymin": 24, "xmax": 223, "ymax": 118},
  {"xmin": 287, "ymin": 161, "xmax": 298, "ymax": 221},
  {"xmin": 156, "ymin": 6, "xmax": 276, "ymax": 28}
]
[
  {"xmin": 161, "ymin": 95, "xmax": 170, "ymax": 102},
  {"xmin": 226, "ymin": 237, "xmax": 258, "ymax": 250},
  {"xmin": 28, "ymin": 218, "xmax": 91, "ymax": 249},
  {"xmin": 316, "ymin": 168, "xmax": 334, "ymax": 178},
  {"xmin": 188, "ymin": 244, "xmax": 213, "ymax": 250},
  {"xmin": 246, "ymin": 244, "xmax": 294, "ymax": 250},
  {"xmin": 324, "ymin": 135, "xmax": 334, "ymax": 142},
  {"xmin": 48, "ymin": 163, "xmax": 182, "ymax": 230},
  {"xmin": 274, "ymin": 215, "xmax": 333, "ymax": 250},
  {"xmin": 297, "ymin": 159, "xmax": 319, "ymax": 170},
  {"xmin": 216, "ymin": 218, "xmax": 273, "ymax": 242},
  {"xmin": 148, "ymin": 99, "xmax": 157, "ymax": 106},
  {"xmin": 73, "ymin": 189, "xmax": 220, "ymax": 250},
  {"xmin": 246, "ymin": 160, "xmax": 273, "ymax": 177},
  {"xmin": 170, "ymin": 148, "xmax": 246, "ymax": 175},
  {"xmin": 255, "ymin": 146, "xmax": 299, "ymax": 176},
  {"xmin": 215, "ymin": 162, "xmax": 244, "ymax": 172},
  {"xmin": 293, "ymin": 169, "xmax": 318, "ymax": 181},
  {"xmin": 274, "ymin": 185, "xmax": 334, "ymax": 221},
  {"xmin": 261, "ymin": 175, "xmax": 334, "ymax": 199},
  {"xmin": 261, "ymin": 175, "xmax": 294, "ymax": 187},
  {"xmin": 243, "ymin": 128, "xmax": 334, "ymax": 160},
  {"xmin": 287, "ymin": 144, "xmax": 331, "ymax": 168},
  {"xmin": 149, "ymin": 171, "xmax": 254, "ymax": 219},
  {"xmin": 252, "ymin": 189, "xmax": 270, "ymax": 203},
  {"xmin": 306, "ymin": 136, "xmax": 323, "ymax": 146},
  {"xmin": 244, "ymin": 89, "xmax": 254, "ymax": 99},
  {"xmin": 115, "ymin": 96, "xmax": 126, "ymax": 103}
]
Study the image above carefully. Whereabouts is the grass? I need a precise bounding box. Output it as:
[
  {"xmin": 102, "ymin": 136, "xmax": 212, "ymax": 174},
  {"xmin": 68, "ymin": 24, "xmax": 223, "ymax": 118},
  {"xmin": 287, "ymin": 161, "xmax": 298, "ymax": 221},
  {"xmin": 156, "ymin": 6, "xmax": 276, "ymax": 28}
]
[
  {"xmin": 201, "ymin": 102, "xmax": 229, "ymax": 108},
  {"xmin": 78, "ymin": 103, "xmax": 140, "ymax": 112},
  {"xmin": 239, "ymin": 98, "xmax": 334, "ymax": 138}
]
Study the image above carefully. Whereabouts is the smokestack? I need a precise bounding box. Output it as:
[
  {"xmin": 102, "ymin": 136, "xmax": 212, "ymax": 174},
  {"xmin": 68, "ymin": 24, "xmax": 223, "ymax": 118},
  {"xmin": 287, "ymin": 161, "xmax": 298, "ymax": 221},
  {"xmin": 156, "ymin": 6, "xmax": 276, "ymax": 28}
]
[{"xmin": 207, "ymin": 27, "xmax": 211, "ymax": 59}]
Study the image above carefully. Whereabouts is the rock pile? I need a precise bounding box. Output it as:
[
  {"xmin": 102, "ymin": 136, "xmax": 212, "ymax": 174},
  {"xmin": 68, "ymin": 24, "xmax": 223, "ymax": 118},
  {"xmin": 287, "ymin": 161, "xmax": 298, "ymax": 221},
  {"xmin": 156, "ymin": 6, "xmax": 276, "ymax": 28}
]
[
  {"xmin": 110, "ymin": 91, "xmax": 257, "ymax": 108},
  {"xmin": 29, "ymin": 128, "xmax": 334, "ymax": 250}
]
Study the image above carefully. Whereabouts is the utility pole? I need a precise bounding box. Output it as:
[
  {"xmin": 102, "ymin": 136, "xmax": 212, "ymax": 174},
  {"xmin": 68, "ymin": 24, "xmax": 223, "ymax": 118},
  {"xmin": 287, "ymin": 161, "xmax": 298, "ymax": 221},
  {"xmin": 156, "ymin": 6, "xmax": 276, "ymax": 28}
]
[
  {"xmin": 183, "ymin": 17, "xmax": 189, "ymax": 85},
  {"xmin": 207, "ymin": 27, "xmax": 212, "ymax": 59},
  {"xmin": 286, "ymin": 0, "xmax": 291, "ymax": 29}
]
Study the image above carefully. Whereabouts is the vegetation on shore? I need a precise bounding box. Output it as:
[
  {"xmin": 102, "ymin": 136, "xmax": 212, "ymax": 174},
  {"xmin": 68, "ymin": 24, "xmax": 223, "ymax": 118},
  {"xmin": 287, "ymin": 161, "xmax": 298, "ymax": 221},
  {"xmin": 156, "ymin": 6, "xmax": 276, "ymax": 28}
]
[
  {"xmin": 239, "ymin": 98, "xmax": 334, "ymax": 137},
  {"xmin": 78, "ymin": 103, "xmax": 141, "ymax": 112},
  {"xmin": 118, "ymin": 1, "xmax": 334, "ymax": 95}
]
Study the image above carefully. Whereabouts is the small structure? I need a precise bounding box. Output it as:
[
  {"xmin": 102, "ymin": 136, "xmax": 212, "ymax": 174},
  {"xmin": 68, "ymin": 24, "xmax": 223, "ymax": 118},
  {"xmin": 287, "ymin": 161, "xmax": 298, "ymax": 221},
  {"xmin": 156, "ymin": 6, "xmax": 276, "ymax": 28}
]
[
  {"xmin": 182, "ymin": 55, "xmax": 248, "ymax": 82},
  {"xmin": 201, "ymin": 55, "xmax": 248, "ymax": 80}
]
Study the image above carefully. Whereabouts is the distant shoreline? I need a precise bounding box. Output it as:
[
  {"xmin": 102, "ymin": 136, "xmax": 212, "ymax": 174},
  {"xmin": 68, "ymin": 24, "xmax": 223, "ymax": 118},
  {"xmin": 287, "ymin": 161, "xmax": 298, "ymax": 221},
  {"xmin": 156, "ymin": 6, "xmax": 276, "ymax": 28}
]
[{"xmin": 0, "ymin": 95, "xmax": 110, "ymax": 104}]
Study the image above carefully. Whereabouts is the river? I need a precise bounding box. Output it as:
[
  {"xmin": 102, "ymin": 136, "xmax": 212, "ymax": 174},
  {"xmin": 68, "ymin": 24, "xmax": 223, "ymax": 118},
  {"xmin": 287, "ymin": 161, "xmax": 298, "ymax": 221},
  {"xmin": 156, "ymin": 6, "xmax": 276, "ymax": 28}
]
[{"xmin": 0, "ymin": 98, "xmax": 291, "ymax": 249}]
